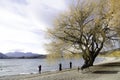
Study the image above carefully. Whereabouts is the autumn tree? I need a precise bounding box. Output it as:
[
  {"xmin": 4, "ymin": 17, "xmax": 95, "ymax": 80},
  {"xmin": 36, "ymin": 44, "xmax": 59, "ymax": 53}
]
[
  {"xmin": 108, "ymin": 0, "xmax": 120, "ymax": 36},
  {"xmin": 46, "ymin": 0, "xmax": 120, "ymax": 68}
]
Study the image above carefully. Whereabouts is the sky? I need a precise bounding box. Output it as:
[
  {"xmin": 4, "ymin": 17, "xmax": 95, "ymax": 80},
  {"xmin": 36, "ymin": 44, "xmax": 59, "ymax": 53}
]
[{"xmin": 0, "ymin": 0, "xmax": 69, "ymax": 54}]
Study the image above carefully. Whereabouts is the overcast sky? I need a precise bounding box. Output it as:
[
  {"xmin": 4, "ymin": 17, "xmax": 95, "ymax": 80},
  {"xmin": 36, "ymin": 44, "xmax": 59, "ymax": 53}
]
[{"xmin": 0, "ymin": 0, "xmax": 69, "ymax": 54}]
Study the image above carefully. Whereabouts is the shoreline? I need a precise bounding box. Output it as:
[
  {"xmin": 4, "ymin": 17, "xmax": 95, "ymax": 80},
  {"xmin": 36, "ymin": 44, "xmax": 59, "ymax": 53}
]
[
  {"xmin": 0, "ymin": 57, "xmax": 104, "ymax": 77},
  {"xmin": 0, "ymin": 57, "xmax": 120, "ymax": 80}
]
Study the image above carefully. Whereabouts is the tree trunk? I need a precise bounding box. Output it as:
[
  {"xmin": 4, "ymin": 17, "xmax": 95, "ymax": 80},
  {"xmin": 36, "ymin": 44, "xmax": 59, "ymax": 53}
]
[
  {"xmin": 81, "ymin": 52, "xmax": 97, "ymax": 69},
  {"xmin": 83, "ymin": 56, "xmax": 95, "ymax": 66}
]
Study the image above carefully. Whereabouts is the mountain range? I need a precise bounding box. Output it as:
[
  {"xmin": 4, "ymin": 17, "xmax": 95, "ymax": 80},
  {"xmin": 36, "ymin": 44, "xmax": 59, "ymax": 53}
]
[
  {"xmin": 0, "ymin": 52, "xmax": 8, "ymax": 58},
  {"xmin": 0, "ymin": 52, "xmax": 46, "ymax": 59}
]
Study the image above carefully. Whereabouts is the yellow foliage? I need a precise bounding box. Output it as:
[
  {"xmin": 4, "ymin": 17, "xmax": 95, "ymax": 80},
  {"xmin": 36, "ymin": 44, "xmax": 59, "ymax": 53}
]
[
  {"xmin": 109, "ymin": 51, "xmax": 120, "ymax": 57},
  {"xmin": 46, "ymin": 0, "xmax": 120, "ymax": 63},
  {"xmin": 73, "ymin": 53, "xmax": 82, "ymax": 59},
  {"xmin": 63, "ymin": 53, "xmax": 73, "ymax": 59},
  {"xmin": 46, "ymin": 53, "xmax": 62, "ymax": 63},
  {"xmin": 109, "ymin": 0, "xmax": 120, "ymax": 12},
  {"xmin": 101, "ymin": 50, "xmax": 120, "ymax": 57},
  {"xmin": 108, "ymin": 0, "xmax": 120, "ymax": 28},
  {"xmin": 63, "ymin": 53, "xmax": 82, "ymax": 59}
]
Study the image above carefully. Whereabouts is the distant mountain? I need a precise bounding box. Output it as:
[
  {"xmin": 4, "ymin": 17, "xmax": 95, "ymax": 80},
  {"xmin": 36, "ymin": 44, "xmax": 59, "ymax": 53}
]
[
  {"xmin": 0, "ymin": 52, "xmax": 8, "ymax": 58},
  {"xmin": 6, "ymin": 52, "xmax": 42, "ymax": 58}
]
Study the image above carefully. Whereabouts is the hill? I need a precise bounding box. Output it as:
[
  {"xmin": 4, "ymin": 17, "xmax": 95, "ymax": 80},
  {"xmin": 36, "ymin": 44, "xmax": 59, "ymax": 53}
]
[
  {"xmin": 0, "ymin": 52, "xmax": 8, "ymax": 58},
  {"xmin": 5, "ymin": 52, "xmax": 46, "ymax": 59},
  {"xmin": 6, "ymin": 52, "xmax": 39, "ymax": 57}
]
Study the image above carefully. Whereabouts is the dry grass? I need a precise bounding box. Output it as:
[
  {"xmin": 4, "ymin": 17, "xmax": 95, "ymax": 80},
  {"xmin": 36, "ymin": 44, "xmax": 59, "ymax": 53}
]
[
  {"xmin": 100, "ymin": 50, "xmax": 120, "ymax": 57},
  {"xmin": 108, "ymin": 51, "xmax": 120, "ymax": 57}
]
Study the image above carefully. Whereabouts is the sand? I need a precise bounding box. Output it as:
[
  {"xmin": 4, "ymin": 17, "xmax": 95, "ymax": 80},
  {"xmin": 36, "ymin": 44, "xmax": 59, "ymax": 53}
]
[{"xmin": 0, "ymin": 57, "xmax": 120, "ymax": 80}]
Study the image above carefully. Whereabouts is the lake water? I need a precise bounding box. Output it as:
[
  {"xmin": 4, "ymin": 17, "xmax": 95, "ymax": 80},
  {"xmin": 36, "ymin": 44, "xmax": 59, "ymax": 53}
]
[{"xmin": 0, "ymin": 58, "xmax": 104, "ymax": 76}]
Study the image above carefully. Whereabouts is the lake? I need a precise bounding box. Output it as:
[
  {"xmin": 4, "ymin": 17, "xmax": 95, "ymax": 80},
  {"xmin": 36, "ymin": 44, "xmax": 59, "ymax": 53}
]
[{"xmin": 0, "ymin": 58, "xmax": 104, "ymax": 76}]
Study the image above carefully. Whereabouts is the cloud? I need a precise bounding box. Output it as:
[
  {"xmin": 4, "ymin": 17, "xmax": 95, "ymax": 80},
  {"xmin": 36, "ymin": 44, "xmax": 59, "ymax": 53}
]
[
  {"xmin": 9, "ymin": 0, "xmax": 28, "ymax": 5},
  {"xmin": 0, "ymin": 0, "xmax": 68, "ymax": 54},
  {"xmin": 25, "ymin": 0, "xmax": 68, "ymax": 26}
]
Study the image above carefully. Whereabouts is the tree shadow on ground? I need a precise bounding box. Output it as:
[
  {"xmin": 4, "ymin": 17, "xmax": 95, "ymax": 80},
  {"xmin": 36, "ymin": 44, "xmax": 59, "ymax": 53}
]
[
  {"xmin": 99, "ymin": 62, "xmax": 120, "ymax": 67},
  {"xmin": 92, "ymin": 70, "xmax": 118, "ymax": 74},
  {"xmin": 92, "ymin": 62, "xmax": 120, "ymax": 74}
]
